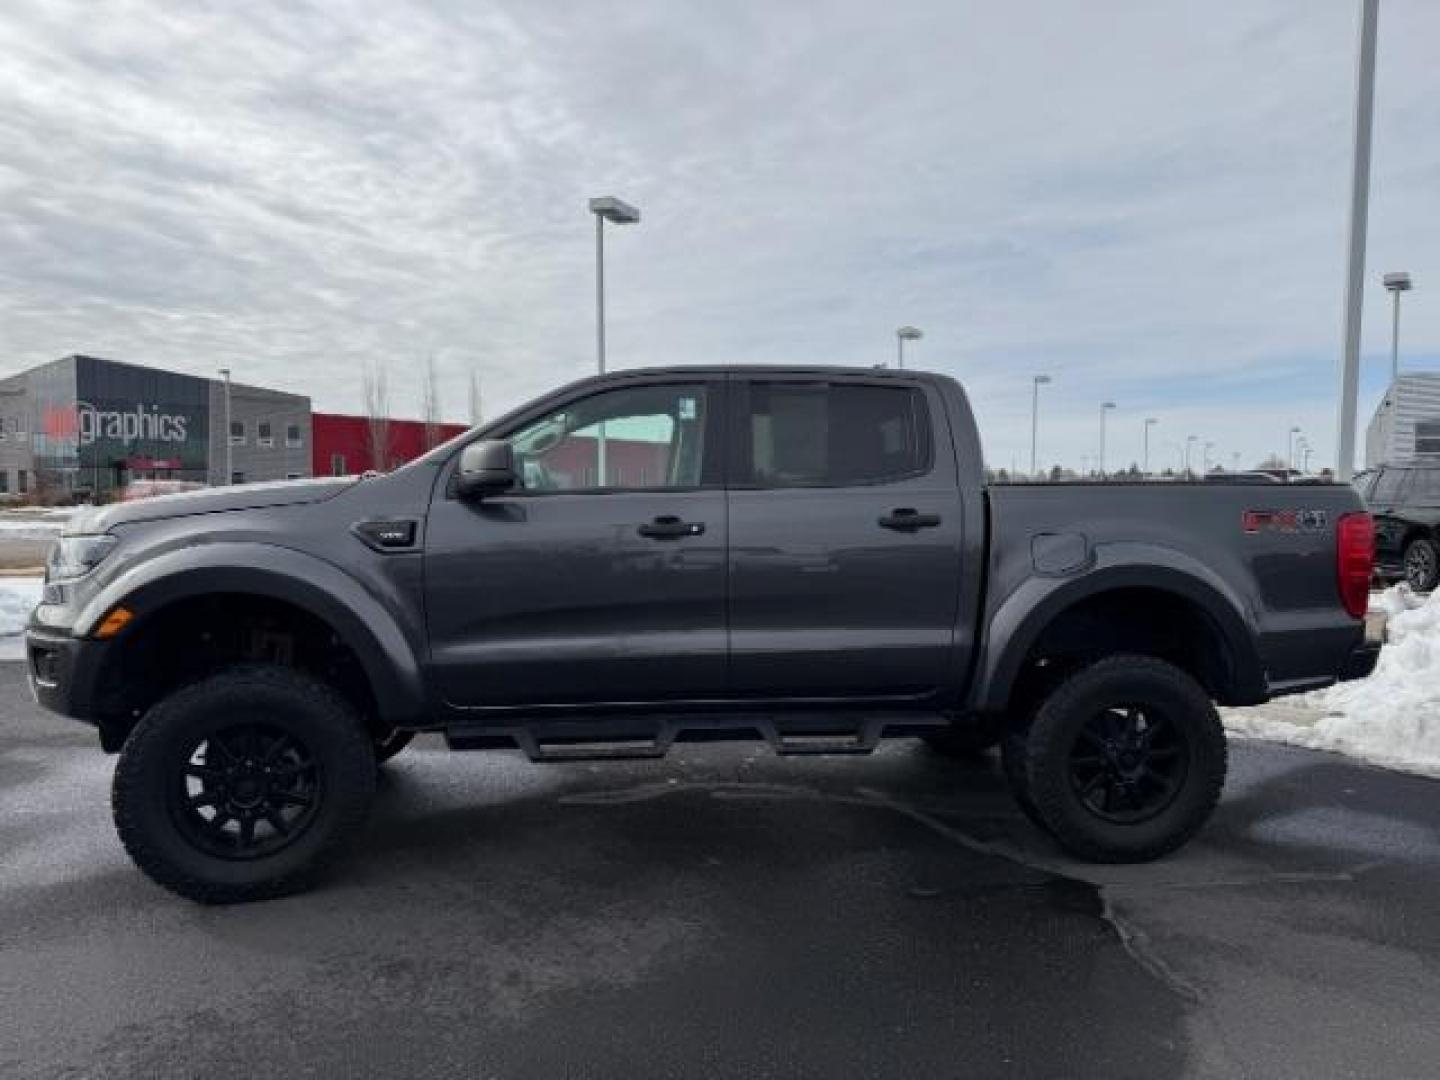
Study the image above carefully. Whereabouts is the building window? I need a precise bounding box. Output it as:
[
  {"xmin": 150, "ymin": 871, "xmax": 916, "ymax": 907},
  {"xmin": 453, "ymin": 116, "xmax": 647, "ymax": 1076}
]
[
  {"xmin": 18, "ymin": 469, "xmax": 28, "ymax": 495},
  {"xmin": 286, "ymin": 424, "xmax": 302, "ymax": 448},
  {"xmin": 0, "ymin": 470, "xmax": 8, "ymax": 494},
  {"xmin": 257, "ymin": 421, "xmax": 274, "ymax": 448},
  {"xmin": 286, "ymin": 472, "xmax": 302, "ymax": 480},
  {"xmin": 330, "ymin": 453, "xmax": 346, "ymax": 476},
  {"xmin": 1416, "ymin": 422, "xmax": 1440, "ymax": 457},
  {"xmin": 230, "ymin": 471, "xmax": 246, "ymax": 485},
  {"xmin": 230, "ymin": 420, "xmax": 246, "ymax": 445}
]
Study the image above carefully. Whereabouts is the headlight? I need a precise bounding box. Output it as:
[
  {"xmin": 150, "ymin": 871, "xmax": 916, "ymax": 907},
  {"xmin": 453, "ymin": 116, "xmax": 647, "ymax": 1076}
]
[{"xmin": 45, "ymin": 535, "xmax": 119, "ymax": 583}]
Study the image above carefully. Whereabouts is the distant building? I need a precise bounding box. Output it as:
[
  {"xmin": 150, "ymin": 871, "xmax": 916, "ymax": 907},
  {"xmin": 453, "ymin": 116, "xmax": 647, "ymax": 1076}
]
[
  {"xmin": 1365, "ymin": 373, "xmax": 1440, "ymax": 468},
  {"xmin": 0, "ymin": 355, "xmax": 464, "ymax": 501},
  {"xmin": 312, "ymin": 414, "xmax": 468, "ymax": 476}
]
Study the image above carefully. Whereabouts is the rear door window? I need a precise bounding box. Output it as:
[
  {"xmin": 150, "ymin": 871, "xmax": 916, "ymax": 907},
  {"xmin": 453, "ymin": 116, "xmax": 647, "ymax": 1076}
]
[{"xmin": 736, "ymin": 382, "xmax": 930, "ymax": 487}]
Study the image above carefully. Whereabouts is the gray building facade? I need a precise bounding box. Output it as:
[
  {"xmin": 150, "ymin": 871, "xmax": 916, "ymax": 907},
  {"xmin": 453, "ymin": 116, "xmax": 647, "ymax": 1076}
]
[{"xmin": 0, "ymin": 355, "xmax": 312, "ymax": 501}]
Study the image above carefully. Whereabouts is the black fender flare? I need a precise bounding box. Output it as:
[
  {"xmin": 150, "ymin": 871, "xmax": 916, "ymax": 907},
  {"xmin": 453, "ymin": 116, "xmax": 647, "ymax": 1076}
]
[
  {"xmin": 76, "ymin": 542, "xmax": 428, "ymax": 726},
  {"xmin": 969, "ymin": 547, "xmax": 1267, "ymax": 712}
]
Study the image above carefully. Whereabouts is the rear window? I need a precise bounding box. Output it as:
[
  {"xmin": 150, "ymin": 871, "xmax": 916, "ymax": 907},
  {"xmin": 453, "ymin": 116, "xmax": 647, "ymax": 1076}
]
[{"xmin": 738, "ymin": 382, "xmax": 930, "ymax": 487}]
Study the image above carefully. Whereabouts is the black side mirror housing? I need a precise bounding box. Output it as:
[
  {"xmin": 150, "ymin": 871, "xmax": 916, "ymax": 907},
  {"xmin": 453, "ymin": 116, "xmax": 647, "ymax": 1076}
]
[{"xmin": 456, "ymin": 440, "xmax": 517, "ymax": 499}]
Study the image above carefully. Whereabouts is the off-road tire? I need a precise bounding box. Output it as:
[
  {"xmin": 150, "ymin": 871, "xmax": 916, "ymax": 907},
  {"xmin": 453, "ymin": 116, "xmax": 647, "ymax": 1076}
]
[
  {"xmin": 113, "ymin": 665, "xmax": 376, "ymax": 904},
  {"xmin": 1000, "ymin": 720, "xmax": 1049, "ymax": 833},
  {"xmin": 921, "ymin": 721, "xmax": 1001, "ymax": 759},
  {"xmin": 374, "ymin": 729, "xmax": 416, "ymax": 764},
  {"xmin": 1023, "ymin": 655, "xmax": 1227, "ymax": 863}
]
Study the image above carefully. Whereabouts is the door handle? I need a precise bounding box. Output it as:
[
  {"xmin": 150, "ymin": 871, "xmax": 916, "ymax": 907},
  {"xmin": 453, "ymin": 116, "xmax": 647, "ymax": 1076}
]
[
  {"xmin": 878, "ymin": 508, "xmax": 941, "ymax": 530},
  {"xmin": 638, "ymin": 515, "xmax": 705, "ymax": 539}
]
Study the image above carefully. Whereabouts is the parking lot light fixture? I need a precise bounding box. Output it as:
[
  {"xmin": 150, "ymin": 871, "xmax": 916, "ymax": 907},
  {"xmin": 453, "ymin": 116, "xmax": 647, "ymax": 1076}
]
[
  {"xmin": 1031, "ymin": 375, "xmax": 1052, "ymax": 477},
  {"xmin": 589, "ymin": 196, "xmax": 641, "ymax": 376},
  {"xmin": 896, "ymin": 326, "xmax": 923, "ymax": 369},
  {"xmin": 1384, "ymin": 271, "xmax": 1413, "ymax": 380},
  {"xmin": 1143, "ymin": 418, "xmax": 1158, "ymax": 475},
  {"xmin": 1099, "ymin": 401, "xmax": 1116, "ymax": 478}
]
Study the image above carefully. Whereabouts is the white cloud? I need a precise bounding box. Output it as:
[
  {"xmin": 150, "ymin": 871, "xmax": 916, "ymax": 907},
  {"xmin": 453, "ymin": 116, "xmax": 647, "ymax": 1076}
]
[{"xmin": 0, "ymin": 0, "xmax": 1436, "ymax": 471}]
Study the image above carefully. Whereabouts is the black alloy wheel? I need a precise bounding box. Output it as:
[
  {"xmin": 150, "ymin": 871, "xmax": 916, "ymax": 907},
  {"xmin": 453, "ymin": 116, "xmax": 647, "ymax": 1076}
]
[
  {"xmin": 170, "ymin": 723, "xmax": 323, "ymax": 860},
  {"xmin": 1067, "ymin": 705, "xmax": 1189, "ymax": 825}
]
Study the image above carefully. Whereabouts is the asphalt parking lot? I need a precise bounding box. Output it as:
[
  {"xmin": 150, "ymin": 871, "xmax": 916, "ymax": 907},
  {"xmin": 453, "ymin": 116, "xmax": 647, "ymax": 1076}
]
[{"xmin": 2, "ymin": 663, "xmax": 1438, "ymax": 1080}]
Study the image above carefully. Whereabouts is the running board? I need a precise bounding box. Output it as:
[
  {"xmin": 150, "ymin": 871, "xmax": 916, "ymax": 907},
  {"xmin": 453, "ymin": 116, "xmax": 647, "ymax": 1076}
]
[{"xmin": 443, "ymin": 711, "xmax": 950, "ymax": 763}]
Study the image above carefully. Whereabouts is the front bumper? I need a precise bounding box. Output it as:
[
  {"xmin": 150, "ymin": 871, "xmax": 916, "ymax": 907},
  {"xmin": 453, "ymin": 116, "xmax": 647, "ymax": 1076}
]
[{"xmin": 25, "ymin": 624, "xmax": 107, "ymax": 726}]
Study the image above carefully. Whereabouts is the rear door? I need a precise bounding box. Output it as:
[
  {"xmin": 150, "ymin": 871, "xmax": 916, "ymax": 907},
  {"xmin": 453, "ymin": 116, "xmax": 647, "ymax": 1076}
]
[{"xmin": 725, "ymin": 374, "xmax": 965, "ymax": 700}]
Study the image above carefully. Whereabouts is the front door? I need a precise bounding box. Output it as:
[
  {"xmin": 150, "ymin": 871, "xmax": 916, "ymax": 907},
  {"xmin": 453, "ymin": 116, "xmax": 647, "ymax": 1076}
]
[
  {"xmin": 424, "ymin": 379, "xmax": 726, "ymax": 708},
  {"xmin": 725, "ymin": 375, "xmax": 965, "ymax": 700}
]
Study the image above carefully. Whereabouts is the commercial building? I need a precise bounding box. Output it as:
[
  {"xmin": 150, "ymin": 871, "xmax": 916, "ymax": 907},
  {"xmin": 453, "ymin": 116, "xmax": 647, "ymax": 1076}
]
[
  {"xmin": 312, "ymin": 414, "xmax": 468, "ymax": 476},
  {"xmin": 0, "ymin": 355, "xmax": 466, "ymax": 501},
  {"xmin": 1365, "ymin": 373, "xmax": 1440, "ymax": 468}
]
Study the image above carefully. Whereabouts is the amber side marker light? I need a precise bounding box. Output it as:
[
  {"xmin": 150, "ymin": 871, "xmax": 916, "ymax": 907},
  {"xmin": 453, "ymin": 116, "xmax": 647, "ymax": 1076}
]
[{"xmin": 94, "ymin": 607, "xmax": 134, "ymax": 639}]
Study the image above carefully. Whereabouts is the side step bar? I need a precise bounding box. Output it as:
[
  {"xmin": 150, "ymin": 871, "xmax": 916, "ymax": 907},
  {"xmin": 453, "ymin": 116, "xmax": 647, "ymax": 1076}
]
[{"xmin": 444, "ymin": 711, "xmax": 951, "ymax": 763}]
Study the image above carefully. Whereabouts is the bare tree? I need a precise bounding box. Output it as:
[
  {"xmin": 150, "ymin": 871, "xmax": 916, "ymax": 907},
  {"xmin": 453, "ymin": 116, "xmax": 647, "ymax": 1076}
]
[
  {"xmin": 468, "ymin": 370, "xmax": 483, "ymax": 427},
  {"xmin": 421, "ymin": 354, "xmax": 441, "ymax": 451},
  {"xmin": 362, "ymin": 361, "xmax": 390, "ymax": 472}
]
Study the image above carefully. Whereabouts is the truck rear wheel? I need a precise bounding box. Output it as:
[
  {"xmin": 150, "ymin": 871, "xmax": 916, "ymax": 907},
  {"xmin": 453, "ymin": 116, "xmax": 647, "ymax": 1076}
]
[
  {"xmin": 374, "ymin": 729, "xmax": 416, "ymax": 764},
  {"xmin": 1020, "ymin": 655, "xmax": 1226, "ymax": 863},
  {"xmin": 113, "ymin": 665, "xmax": 376, "ymax": 903}
]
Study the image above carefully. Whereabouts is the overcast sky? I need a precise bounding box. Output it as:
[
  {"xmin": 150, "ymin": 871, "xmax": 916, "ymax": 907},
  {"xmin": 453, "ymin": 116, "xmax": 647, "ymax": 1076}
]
[{"xmin": 1, "ymin": 0, "xmax": 1436, "ymax": 472}]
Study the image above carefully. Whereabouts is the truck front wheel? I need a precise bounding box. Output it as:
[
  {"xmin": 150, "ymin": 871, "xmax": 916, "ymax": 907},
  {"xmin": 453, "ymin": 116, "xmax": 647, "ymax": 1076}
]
[
  {"xmin": 113, "ymin": 665, "xmax": 377, "ymax": 903},
  {"xmin": 1020, "ymin": 655, "xmax": 1226, "ymax": 863}
]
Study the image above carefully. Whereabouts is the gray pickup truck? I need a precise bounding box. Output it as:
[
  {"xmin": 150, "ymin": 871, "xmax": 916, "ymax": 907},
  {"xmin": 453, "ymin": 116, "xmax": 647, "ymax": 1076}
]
[{"xmin": 27, "ymin": 366, "xmax": 1381, "ymax": 903}]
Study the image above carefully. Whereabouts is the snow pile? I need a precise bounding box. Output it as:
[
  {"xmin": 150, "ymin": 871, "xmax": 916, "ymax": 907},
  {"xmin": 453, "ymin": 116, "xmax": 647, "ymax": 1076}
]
[
  {"xmin": 0, "ymin": 576, "xmax": 42, "ymax": 659},
  {"xmin": 1225, "ymin": 584, "xmax": 1440, "ymax": 777},
  {"xmin": 0, "ymin": 519, "xmax": 63, "ymax": 540}
]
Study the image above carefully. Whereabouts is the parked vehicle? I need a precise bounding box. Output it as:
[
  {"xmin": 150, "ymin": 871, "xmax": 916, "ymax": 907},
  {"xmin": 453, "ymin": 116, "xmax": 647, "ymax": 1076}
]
[
  {"xmin": 1354, "ymin": 463, "xmax": 1440, "ymax": 591},
  {"xmin": 27, "ymin": 367, "xmax": 1382, "ymax": 902}
]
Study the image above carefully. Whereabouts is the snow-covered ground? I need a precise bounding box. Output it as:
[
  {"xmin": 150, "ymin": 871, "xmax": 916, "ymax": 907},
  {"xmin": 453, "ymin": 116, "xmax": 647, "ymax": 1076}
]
[
  {"xmin": 0, "ymin": 575, "xmax": 42, "ymax": 660},
  {"xmin": 1225, "ymin": 585, "xmax": 1440, "ymax": 778}
]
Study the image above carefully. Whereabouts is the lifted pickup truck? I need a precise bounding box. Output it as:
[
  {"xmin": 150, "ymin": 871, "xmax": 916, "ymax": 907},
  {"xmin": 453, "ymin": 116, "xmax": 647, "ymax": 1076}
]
[{"xmin": 28, "ymin": 367, "xmax": 1381, "ymax": 903}]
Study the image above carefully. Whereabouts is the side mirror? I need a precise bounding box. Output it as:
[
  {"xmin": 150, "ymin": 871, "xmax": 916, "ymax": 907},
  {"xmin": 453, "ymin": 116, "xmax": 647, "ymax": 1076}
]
[{"xmin": 456, "ymin": 440, "xmax": 517, "ymax": 499}]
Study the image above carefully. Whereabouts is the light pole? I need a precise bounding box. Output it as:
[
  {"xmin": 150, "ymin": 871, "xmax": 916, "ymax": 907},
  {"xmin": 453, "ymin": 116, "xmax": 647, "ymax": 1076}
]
[
  {"xmin": 1098, "ymin": 401, "xmax": 1116, "ymax": 478},
  {"xmin": 1334, "ymin": 0, "xmax": 1380, "ymax": 482},
  {"xmin": 1301, "ymin": 440, "xmax": 1313, "ymax": 473},
  {"xmin": 1384, "ymin": 271, "xmax": 1413, "ymax": 381},
  {"xmin": 1204, "ymin": 441, "xmax": 1215, "ymax": 475},
  {"xmin": 1030, "ymin": 375, "xmax": 1051, "ymax": 477},
  {"xmin": 1185, "ymin": 435, "xmax": 1198, "ymax": 478},
  {"xmin": 1143, "ymin": 418, "xmax": 1158, "ymax": 475},
  {"xmin": 896, "ymin": 326, "xmax": 923, "ymax": 369},
  {"xmin": 1287, "ymin": 425, "xmax": 1302, "ymax": 475},
  {"xmin": 218, "ymin": 367, "xmax": 232, "ymax": 486},
  {"xmin": 589, "ymin": 195, "xmax": 639, "ymax": 487}
]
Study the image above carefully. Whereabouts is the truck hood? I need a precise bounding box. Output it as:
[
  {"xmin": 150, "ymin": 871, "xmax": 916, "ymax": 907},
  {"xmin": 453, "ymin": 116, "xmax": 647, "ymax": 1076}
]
[{"xmin": 64, "ymin": 477, "xmax": 360, "ymax": 534}]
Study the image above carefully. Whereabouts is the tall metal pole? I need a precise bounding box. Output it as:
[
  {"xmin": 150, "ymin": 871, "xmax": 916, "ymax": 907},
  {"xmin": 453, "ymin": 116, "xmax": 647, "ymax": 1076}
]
[
  {"xmin": 594, "ymin": 214, "xmax": 607, "ymax": 486},
  {"xmin": 1031, "ymin": 379, "xmax": 1040, "ymax": 477},
  {"xmin": 1099, "ymin": 405, "xmax": 1108, "ymax": 479},
  {"xmin": 897, "ymin": 335, "xmax": 904, "ymax": 370},
  {"xmin": 1143, "ymin": 418, "xmax": 1157, "ymax": 475},
  {"xmin": 595, "ymin": 214, "xmax": 606, "ymax": 376},
  {"xmin": 220, "ymin": 367, "xmax": 232, "ymax": 486},
  {"xmin": 1334, "ymin": 0, "xmax": 1379, "ymax": 482},
  {"xmin": 1391, "ymin": 286, "xmax": 1402, "ymax": 380}
]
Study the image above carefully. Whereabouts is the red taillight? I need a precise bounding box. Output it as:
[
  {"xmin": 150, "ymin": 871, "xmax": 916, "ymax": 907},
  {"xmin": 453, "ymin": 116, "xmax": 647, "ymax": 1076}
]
[{"xmin": 1337, "ymin": 512, "xmax": 1374, "ymax": 619}]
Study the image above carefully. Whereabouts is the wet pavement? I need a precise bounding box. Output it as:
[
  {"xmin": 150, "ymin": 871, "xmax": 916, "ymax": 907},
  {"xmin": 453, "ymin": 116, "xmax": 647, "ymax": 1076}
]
[{"xmin": 2, "ymin": 662, "xmax": 1438, "ymax": 1079}]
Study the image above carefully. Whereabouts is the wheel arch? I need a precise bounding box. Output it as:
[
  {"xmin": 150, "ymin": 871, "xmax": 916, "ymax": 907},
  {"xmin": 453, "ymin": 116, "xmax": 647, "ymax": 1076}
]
[
  {"xmin": 969, "ymin": 556, "xmax": 1265, "ymax": 715},
  {"xmin": 78, "ymin": 543, "xmax": 428, "ymax": 738}
]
